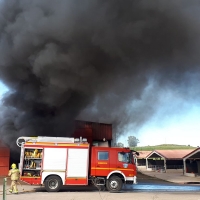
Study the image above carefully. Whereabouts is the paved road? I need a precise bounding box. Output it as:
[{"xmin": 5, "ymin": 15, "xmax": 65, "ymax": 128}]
[
  {"xmin": 3, "ymin": 188, "xmax": 200, "ymax": 200},
  {"xmin": 1, "ymin": 173, "xmax": 200, "ymax": 200}
]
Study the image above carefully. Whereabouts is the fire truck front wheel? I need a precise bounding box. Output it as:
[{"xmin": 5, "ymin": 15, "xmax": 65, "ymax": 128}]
[
  {"xmin": 44, "ymin": 175, "xmax": 62, "ymax": 192},
  {"xmin": 106, "ymin": 175, "xmax": 123, "ymax": 192}
]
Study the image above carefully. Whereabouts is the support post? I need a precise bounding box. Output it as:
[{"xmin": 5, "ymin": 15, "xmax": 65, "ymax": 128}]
[
  {"xmin": 164, "ymin": 158, "xmax": 166, "ymax": 173},
  {"xmin": 183, "ymin": 159, "xmax": 186, "ymax": 175},
  {"xmin": 146, "ymin": 158, "xmax": 148, "ymax": 170},
  {"xmin": 3, "ymin": 177, "xmax": 7, "ymax": 200}
]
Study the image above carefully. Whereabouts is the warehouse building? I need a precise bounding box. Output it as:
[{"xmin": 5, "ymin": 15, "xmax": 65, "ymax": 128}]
[
  {"xmin": 72, "ymin": 120, "xmax": 112, "ymax": 147},
  {"xmin": 0, "ymin": 140, "xmax": 10, "ymax": 176}
]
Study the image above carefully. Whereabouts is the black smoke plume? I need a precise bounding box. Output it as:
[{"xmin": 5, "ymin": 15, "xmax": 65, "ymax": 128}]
[{"xmin": 0, "ymin": 0, "xmax": 200, "ymax": 150}]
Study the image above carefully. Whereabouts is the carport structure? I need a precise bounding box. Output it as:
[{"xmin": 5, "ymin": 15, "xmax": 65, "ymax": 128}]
[
  {"xmin": 146, "ymin": 150, "xmax": 193, "ymax": 171},
  {"xmin": 135, "ymin": 151, "xmax": 152, "ymax": 166},
  {"xmin": 183, "ymin": 148, "xmax": 200, "ymax": 176}
]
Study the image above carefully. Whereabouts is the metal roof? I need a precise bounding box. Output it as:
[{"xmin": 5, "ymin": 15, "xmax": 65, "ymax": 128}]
[
  {"xmin": 147, "ymin": 149, "xmax": 194, "ymax": 160},
  {"xmin": 183, "ymin": 147, "xmax": 200, "ymax": 159},
  {"xmin": 137, "ymin": 151, "xmax": 152, "ymax": 159}
]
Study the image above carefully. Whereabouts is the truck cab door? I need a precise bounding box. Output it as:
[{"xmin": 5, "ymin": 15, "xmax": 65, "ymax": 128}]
[
  {"xmin": 116, "ymin": 151, "xmax": 135, "ymax": 177},
  {"xmin": 94, "ymin": 150, "xmax": 110, "ymax": 176}
]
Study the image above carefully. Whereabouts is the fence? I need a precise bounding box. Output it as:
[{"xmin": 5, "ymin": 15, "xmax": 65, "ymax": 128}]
[
  {"xmin": 148, "ymin": 165, "xmax": 183, "ymax": 172},
  {"xmin": 148, "ymin": 165, "xmax": 166, "ymax": 172}
]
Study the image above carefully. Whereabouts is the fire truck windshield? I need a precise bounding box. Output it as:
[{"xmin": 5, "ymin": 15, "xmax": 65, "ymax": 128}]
[{"xmin": 118, "ymin": 152, "xmax": 131, "ymax": 163}]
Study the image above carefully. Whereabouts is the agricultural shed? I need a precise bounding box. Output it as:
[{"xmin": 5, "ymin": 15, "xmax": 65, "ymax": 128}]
[
  {"xmin": 135, "ymin": 151, "xmax": 152, "ymax": 166},
  {"xmin": 0, "ymin": 140, "xmax": 10, "ymax": 176},
  {"xmin": 146, "ymin": 149, "xmax": 193, "ymax": 171},
  {"xmin": 183, "ymin": 148, "xmax": 200, "ymax": 176}
]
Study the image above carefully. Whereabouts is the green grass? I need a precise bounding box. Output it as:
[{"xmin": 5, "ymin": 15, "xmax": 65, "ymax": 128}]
[{"xmin": 131, "ymin": 144, "xmax": 197, "ymax": 151}]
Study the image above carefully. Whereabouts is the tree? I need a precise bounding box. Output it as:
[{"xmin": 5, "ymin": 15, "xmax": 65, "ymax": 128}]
[{"xmin": 127, "ymin": 136, "xmax": 139, "ymax": 147}]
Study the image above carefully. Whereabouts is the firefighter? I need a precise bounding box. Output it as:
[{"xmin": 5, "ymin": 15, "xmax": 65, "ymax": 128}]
[{"xmin": 8, "ymin": 163, "xmax": 20, "ymax": 194}]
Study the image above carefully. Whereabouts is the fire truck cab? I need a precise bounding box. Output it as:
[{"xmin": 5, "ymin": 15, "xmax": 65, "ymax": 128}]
[
  {"xmin": 90, "ymin": 146, "xmax": 137, "ymax": 191},
  {"xmin": 16, "ymin": 136, "xmax": 138, "ymax": 192}
]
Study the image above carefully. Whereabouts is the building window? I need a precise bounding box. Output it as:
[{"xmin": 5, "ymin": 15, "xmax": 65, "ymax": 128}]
[{"xmin": 98, "ymin": 152, "xmax": 108, "ymax": 160}]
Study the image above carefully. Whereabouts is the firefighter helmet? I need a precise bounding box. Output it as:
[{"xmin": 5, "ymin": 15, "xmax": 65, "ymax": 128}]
[{"xmin": 11, "ymin": 163, "xmax": 17, "ymax": 169}]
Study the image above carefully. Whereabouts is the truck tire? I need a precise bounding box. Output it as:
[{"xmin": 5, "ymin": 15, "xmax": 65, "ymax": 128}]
[
  {"xmin": 44, "ymin": 175, "xmax": 62, "ymax": 192},
  {"xmin": 106, "ymin": 175, "xmax": 123, "ymax": 192}
]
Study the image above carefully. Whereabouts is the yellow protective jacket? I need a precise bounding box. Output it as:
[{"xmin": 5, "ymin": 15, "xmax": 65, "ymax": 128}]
[{"xmin": 8, "ymin": 169, "xmax": 20, "ymax": 181}]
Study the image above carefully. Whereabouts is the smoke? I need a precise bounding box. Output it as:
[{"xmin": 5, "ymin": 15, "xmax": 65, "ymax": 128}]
[{"xmin": 0, "ymin": 0, "xmax": 200, "ymax": 149}]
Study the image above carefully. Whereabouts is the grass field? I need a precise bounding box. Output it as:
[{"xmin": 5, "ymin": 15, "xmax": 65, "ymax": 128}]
[{"xmin": 132, "ymin": 144, "xmax": 197, "ymax": 151}]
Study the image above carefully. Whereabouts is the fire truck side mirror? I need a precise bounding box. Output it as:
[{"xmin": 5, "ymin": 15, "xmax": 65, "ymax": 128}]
[
  {"xmin": 131, "ymin": 150, "xmax": 139, "ymax": 156},
  {"xmin": 135, "ymin": 152, "xmax": 139, "ymax": 156}
]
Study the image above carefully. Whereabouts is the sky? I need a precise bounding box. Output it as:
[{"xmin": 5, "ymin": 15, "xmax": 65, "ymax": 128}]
[{"xmin": 118, "ymin": 105, "xmax": 200, "ymax": 147}]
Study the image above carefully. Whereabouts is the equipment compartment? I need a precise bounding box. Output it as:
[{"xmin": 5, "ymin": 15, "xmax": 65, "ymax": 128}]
[{"xmin": 22, "ymin": 148, "xmax": 43, "ymax": 177}]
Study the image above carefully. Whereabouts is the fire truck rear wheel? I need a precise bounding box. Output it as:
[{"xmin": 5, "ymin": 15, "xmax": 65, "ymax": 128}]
[
  {"xmin": 106, "ymin": 175, "xmax": 123, "ymax": 192},
  {"xmin": 44, "ymin": 175, "xmax": 62, "ymax": 192}
]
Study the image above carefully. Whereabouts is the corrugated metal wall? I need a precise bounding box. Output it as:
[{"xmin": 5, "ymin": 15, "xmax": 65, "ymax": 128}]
[
  {"xmin": 0, "ymin": 142, "xmax": 10, "ymax": 176},
  {"xmin": 73, "ymin": 128, "xmax": 93, "ymax": 144},
  {"xmin": 74, "ymin": 120, "xmax": 112, "ymax": 141}
]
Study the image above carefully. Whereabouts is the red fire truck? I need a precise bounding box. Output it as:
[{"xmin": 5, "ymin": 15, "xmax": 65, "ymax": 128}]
[{"xmin": 16, "ymin": 136, "xmax": 138, "ymax": 192}]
